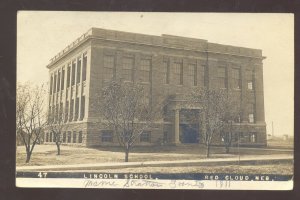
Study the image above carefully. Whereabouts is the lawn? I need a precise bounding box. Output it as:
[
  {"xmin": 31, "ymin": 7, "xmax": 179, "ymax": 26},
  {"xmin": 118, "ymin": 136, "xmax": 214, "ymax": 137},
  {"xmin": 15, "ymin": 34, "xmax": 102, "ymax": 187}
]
[{"xmin": 16, "ymin": 144, "xmax": 293, "ymax": 166}]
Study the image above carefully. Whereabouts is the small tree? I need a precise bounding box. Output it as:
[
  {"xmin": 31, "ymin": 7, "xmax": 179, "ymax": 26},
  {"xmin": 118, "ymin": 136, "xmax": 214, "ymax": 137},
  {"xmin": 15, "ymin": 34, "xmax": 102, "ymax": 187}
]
[
  {"xmin": 99, "ymin": 80, "xmax": 163, "ymax": 162},
  {"xmin": 16, "ymin": 83, "xmax": 46, "ymax": 163},
  {"xmin": 47, "ymin": 104, "xmax": 68, "ymax": 155},
  {"xmin": 191, "ymin": 88, "xmax": 228, "ymax": 158},
  {"xmin": 220, "ymin": 91, "xmax": 243, "ymax": 154}
]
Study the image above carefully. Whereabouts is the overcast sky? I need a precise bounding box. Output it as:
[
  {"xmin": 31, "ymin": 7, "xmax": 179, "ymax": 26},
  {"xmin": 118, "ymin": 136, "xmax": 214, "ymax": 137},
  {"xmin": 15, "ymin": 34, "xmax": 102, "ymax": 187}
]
[{"xmin": 17, "ymin": 12, "xmax": 294, "ymax": 137}]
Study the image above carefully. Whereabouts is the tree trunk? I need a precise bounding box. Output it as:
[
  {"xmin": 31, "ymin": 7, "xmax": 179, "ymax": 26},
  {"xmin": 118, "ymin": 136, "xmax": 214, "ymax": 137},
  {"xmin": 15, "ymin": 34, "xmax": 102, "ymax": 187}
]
[
  {"xmin": 56, "ymin": 143, "xmax": 61, "ymax": 155},
  {"xmin": 25, "ymin": 151, "xmax": 31, "ymax": 163},
  {"xmin": 206, "ymin": 144, "xmax": 210, "ymax": 158},
  {"xmin": 125, "ymin": 148, "xmax": 129, "ymax": 162}
]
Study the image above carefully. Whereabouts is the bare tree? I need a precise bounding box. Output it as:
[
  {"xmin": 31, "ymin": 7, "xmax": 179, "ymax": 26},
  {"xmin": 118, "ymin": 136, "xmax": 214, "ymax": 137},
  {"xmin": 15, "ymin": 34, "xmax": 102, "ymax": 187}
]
[
  {"xmin": 16, "ymin": 82, "xmax": 47, "ymax": 163},
  {"xmin": 190, "ymin": 88, "xmax": 229, "ymax": 158},
  {"xmin": 99, "ymin": 80, "xmax": 164, "ymax": 162},
  {"xmin": 220, "ymin": 91, "xmax": 243, "ymax": 154},
  {"xmin": 47, "ymin": 103, "xmax": 68, "ymax": 155}
]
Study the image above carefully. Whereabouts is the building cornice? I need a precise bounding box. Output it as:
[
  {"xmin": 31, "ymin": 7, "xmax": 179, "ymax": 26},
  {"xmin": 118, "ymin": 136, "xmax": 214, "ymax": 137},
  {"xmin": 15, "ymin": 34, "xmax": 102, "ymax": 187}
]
[{"xmin": 47, "ymin": 28, "xmax": 265, "ymax": 69}]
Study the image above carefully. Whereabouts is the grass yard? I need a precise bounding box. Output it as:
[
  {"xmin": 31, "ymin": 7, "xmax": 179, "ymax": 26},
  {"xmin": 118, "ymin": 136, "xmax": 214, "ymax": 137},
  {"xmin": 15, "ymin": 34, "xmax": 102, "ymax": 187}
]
[{"xmin": 16, "ymin": 144, "xmax": 293, "ymax": 167}]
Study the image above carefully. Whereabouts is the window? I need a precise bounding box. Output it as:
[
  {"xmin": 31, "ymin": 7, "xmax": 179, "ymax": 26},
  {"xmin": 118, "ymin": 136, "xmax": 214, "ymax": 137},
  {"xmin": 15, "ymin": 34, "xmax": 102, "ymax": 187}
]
[
  {"xmin": 63, "ymin": 132, "xmax": 66, "ymax": 143},
  {"xmin": 188, "ymin": 64, "xmax": 197, "ymax": 86},
  {"xmin": 59, "ymin": 102, "xmax": 63, "ymax": 121},
  {"xmin": 77, "ymin": 58, "xmax": 81, "ymax": 84},
  {"xmin": 50, "ymin": 132, "xmax": 53, "ymax": 142},
  {"xmin": 67, "ymin": 131, "xmax": 71, "ymax": 143},
  {"xmin": 65, "ymin": 101, "xmax": 69, "ymax": 122},
  {"xmin": 78, "ymin": 131, "xmax": 83, "ymax": 143},
  {"xmin": 50, "ymin": 75, "xmax": 53, "ymax": 94},
  {"xmin": 101, "ymin": 130, "xmax": 113, "ymax": 142},
  {"xmin": 53, "ymin": 74, "xmax": 57, "ymax": 93},
  {"xmin": 248, "ymin": 103, "xmax": 255, "ymax": 123},
  {"xmin": 74, "ymin": 98, "xmax": 79, "ymax": 121},
  {"xmin": 163, "ymin": 60, "xmax": 170, "ymax": 84},
  {"xmin": 53, "ymin": 133, "xmax": 56, "ymax": 142},
  {"xmin": 163, "ymin": 131, "xmax": 170, "ymax": 143},
  {"xmin": 199, "ymin": 65, "xmax": 207, "ymax": 87},
  {"xmin": 82, "ymin": 54, "xmax": 87, "ymax": 81},
  {"xmin": 122, "ymin": 57, "xmax": 134, "ymax": 81},
  {"xmin": 250, "ymin": 133, "xmax": 257, "ymax": 143},
  {"xmin": 140, "ymin": 131, "xmax": 151, "ymax": 142},
  {"xmin": 103, "ymin": 55, "xmax": 115, "ymax": 79},
  {"xmin": 217, "ymin": 67, "xmax": 227, "ymax": 88},
  {"xmin": 57, "ymin": 71, "xmax": 61, "ymax": 92},
  {"xmin": 80, "ymin": 96, "xmax": 85, "ymax": 120},
  {"xmin": 73, "ymin": 131, "xmax": 77, "ymax": 143},
  {"xmin": 140, "ymin": 59, "xmax": 151, "ymax": 82},
  {"xmin": 56, "ymin": 104, "xmax": 59, "ymax": 122},
  {"xmin": 247, "ymin": 70, "xmax": 254, "ymax": 90},
  {"xmin": 174, "ymin": 62, "xmax": 183, "ymax": 85},
  {"xmin": 46, "ymin": 132, "xmax": 49, "ymax": 142},
  {"xmin": 61, "ymin": 69, "xmax": 65, "ymax": 90},
  {"xmin": 71, "ymin": 61, "xmax": 76, "ymax": 86},
  {"xmin": 67, "ymin": 65, "xmax": 71, "ymax": 88},
  {"xmin": 69, "ymin": 99, "xmax": 74, "ymax": 122},
  {"xmin": 232, "ymin": 68, "xmax": 241, "ymax": 89}
]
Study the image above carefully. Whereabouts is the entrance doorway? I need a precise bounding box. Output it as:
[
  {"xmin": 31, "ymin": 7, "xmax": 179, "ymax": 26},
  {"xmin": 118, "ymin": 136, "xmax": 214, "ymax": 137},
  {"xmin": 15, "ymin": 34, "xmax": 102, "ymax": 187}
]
[{"xmin": 180, "ymin": 124, "xmax": 199, "ymax": 143}]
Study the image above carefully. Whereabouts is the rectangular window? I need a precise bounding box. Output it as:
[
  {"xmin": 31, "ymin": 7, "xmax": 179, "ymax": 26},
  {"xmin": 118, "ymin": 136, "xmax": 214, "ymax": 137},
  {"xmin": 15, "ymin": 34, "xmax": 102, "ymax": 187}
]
[
  {"xmin": 122, "ymin": 57, "xmax": 134, "ymax": 81},
  {"xmin": 73, "ymin": 131, "xmax": 77, "ymax": 143},
  {"xmin": 140, "ymin": 59, "xmax": 151, "ymax": 82},
  {"xmin": 140, "ymin": 131, "xmax": 151, "ymax": 142},
  {"xmin": 78, "ymin": 131, "xmax": 83, "ymax": 143},
  {"xmin": 101, "ymin": 130, "xmax": 113, "ymax": 142},
  {"xmin": 247, "ymin": 70, "xmax": 254, "ymax": 90},
  {"xmin": 217, "ymin": 67, "xmax": 227, "ymax": 88},
  {"xmin": 63, "ymin": 132, "xmax": 66, "ymax": 143},
  {"xmin": 61, "ymin": 69, "xmax": 65, "ymax": 90},
  {"xmin": 250, "ymin": 133, "xmax": 257, "ymax": 143},
  {"xmin": 248, "ymin": 103, "xmax": 255, "ymax": 123},
  {"xmin": 103, "ymin": 55, "xmax": 115, "ymax": 79},
  {"xmin": 76, "ymin": 58, "xmax": 81, "ymax": 84},
  {"xmin": 74, "ymin": 97, "xmax": 79, "ymax": 121},
  {"xmin": 199, "ymin": 65, "xmax": 206, "ymax": 86},
  {"xmin": 50, "ymin": 75, "xmax": 53, "ymax": 94},
  {"xmin": 71, "ymin": 61, "xmax": 76, "ymax": 86},
  {"xmin": 80, "ymin": 96, "xmax": 85, "ymax": 120},
  {"xmin": 59, "ymin": 102, "xmax": 63, "ymax": 122},
  {"xmin": 69, "ymin": 99, "xmax": 74, "ymax": 122},
  {"xmin": 163, "ymin": 131, "xmax": 170, "ymax": 143},
  {"xmin": 65, "ymin": 101, "xmax": 69, "ymax": 123},
  {"xmin": 82, "ymin": 54, "xmax": 87, "ymax": 81},
  {"xmin": 188, "ymin": 64, "xmax": 197, "ymax": 86},
  {"xmin": 163, "ymin": 60, "xmax": 170, "ymax": 84},
  {"xmin": 67, "ymin": 131, "xmax": 71, "ymax": 143},
  {"xmin": 57, "ymin": 71, "xmax": 61, "ymax": 92},
  {"xmin": 56, "ymin": 104, "xmax": 59, "ymax": 122},
  {"xmin": 67, "ymin": 65, "xmax": 71, "ymax": 88},
  {"xmin": 53, "ymin": 74, "xmax": 57, "ymax": 93},
  {"xmin": 46, "ymin": 132, "xmax": 49, "ymax": 142},
  {"xmin": 50, "ymin": 132, "xmax": 53, "ymax": 142},
  {"xmin": 232, "ymin": 68, "xmax": 241, "ymax": 89},
  {"xmin": 174, "ymin": 62, "xmax": 183, "ymax": 85}
]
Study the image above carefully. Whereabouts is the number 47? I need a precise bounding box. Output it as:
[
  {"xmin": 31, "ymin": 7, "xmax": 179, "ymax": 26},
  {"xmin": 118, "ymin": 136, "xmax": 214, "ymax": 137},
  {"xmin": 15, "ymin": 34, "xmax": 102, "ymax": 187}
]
[{"xmin": 38, "ymin": 172, "xmax": 48, "ymax": 178}]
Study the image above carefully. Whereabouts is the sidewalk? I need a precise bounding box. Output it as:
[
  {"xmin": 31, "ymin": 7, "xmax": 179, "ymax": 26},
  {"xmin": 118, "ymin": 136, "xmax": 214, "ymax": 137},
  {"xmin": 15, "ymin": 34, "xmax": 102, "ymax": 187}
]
[{"xmin": 16, "ymin": 154, "xmax": 293, "ymax": 171}]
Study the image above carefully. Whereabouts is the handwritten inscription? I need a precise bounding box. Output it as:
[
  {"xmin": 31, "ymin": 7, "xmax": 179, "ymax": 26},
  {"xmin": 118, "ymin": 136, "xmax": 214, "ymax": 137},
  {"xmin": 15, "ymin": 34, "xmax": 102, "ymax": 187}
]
[
  {"xmin": 84, "ymin": 180, "xmax": 118, "ymax": 188},
  {"xmin": 83, "ymin": 179, "xmax": 205, "ymax": 189}
]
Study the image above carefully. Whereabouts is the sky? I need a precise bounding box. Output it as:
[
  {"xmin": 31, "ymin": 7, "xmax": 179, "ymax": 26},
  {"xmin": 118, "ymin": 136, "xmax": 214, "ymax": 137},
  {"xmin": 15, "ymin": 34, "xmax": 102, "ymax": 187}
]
[{"xmin": 17, "ymin": 12, "xmax": 294, "ymax": 137}]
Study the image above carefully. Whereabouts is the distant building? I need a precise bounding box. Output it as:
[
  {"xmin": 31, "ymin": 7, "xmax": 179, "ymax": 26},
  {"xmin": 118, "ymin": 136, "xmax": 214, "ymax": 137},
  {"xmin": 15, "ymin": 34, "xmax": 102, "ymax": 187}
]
[{"xmin": 44, "ymin": 28, "xmax": 267, "ymax": 147}]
